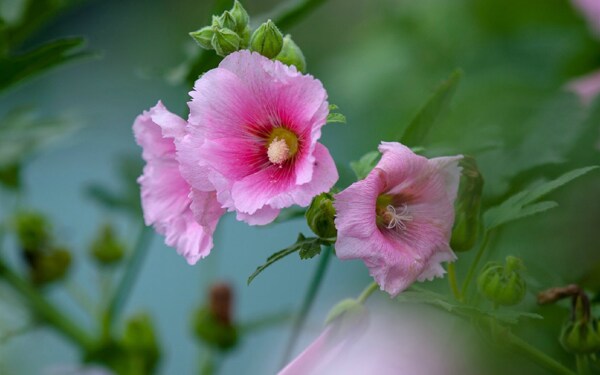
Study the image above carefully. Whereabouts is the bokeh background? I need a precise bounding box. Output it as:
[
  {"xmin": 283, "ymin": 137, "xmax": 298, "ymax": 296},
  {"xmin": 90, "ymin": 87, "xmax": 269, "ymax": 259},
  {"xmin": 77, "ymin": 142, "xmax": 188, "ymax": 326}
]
[{"xmin": 1, "ymin": 0, "xmax": 599, "ymax": 374}]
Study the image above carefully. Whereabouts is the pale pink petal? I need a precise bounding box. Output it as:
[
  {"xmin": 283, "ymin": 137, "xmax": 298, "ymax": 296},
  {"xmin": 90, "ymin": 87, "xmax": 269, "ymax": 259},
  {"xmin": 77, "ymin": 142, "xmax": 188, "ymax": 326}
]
[
  {"xmin": 236, "ymin": 206, "xmax": 281, "ymax": 226},
  {"xmin": 567, "ymin": 69, "xmax": 600, "ymax": 105}
]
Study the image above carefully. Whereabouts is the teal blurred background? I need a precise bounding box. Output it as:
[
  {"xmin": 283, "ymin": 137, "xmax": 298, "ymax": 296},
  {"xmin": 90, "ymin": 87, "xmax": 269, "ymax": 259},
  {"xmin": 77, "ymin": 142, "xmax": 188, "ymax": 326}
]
[{"xmin": 1, "ymin": 0, "xmax": 599, "ymax": 374}]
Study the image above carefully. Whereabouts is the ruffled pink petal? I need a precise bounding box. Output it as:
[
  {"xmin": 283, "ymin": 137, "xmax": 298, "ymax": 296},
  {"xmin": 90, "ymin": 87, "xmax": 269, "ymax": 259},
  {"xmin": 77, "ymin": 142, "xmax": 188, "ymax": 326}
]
[
  {"xmin": 134, "ymin": 102, "xmax": 223, "ymax": 265},
  {"xmin": 236, "ymin": 206, "xmax": 281, "ymax": 226}
]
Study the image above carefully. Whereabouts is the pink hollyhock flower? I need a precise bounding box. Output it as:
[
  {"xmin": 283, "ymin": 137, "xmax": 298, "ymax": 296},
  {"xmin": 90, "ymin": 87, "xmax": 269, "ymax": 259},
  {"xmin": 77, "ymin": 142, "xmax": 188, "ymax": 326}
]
[
  {"xmin": 180, "ymin": 50, "xmax": 338, "ymax": 225},
  {"xmin": 133, "ymin": 102, "xmax": 224, "ymax": 265},
  {"xmin": 279, "ymin": 306, "xmax": 472, "ymax": 375},
  {"xmin": 334, "ymin": 142, "xmax": 462, "ymax": 296}
]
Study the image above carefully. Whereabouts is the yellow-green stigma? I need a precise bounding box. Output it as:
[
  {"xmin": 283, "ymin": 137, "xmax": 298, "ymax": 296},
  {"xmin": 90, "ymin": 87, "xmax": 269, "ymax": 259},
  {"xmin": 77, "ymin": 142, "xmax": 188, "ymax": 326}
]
[{"xmin": 266, "ymin": 127, "xmax": 298, "ymax": 165}]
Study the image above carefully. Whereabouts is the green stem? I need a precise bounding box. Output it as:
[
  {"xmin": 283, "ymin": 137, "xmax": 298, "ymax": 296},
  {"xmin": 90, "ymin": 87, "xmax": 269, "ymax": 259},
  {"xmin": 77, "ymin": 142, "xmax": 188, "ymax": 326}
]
[
  {"xmin": 0, "ymin": 259, "xmax": 94, "ymax": 351},
  {"xmin": 447, "ymin": 262, "xmax": 461, "ymax": 301},
  {"xmin": 576, "ymin": 355, "xmax": 590, "ymax": 375},
  {"xmin": 461, "ymin": 231, "xmax": 490, "ymax": 297},
  {"xmin": 279, "ymin": 245, "xmax": 332, "ymax": 367},
  {"xmin": 103, "ymin": 224, "xmax": 153, "ymax": 335},
  {"xmin": 504, "ymin": 330, "xmax": 577, "ymax": 375},
  {"xmin": 357, "ymin": 281, "xmax": 379, "ymax": 304}
]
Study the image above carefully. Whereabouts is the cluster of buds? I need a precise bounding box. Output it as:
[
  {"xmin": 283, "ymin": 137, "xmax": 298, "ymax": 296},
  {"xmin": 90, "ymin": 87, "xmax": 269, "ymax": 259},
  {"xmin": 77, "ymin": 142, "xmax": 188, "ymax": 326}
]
[
  {"xmin": 14, "ymin": 211, "xmax": 71, "ymax": 286},
  {"xmin": 538, "ymin": 285, "xmax": 600, "ymax": 354},
  {"xmin": 189, "ymin": 1, "xmax": 306, "ymax": 72}
]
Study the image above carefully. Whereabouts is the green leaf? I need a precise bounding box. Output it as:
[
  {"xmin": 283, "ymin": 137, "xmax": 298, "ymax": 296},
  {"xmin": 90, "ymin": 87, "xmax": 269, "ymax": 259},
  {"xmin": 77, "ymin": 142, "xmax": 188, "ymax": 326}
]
[
  {"xmin": 399, "ymin": 70, "xmax": 462, "ymax": 147},
  {"xmin": 298, "ymin": 238, "xmax": 322, "ymax": 259},
  {"xmin": 0, "ymin": 107, "xmax": 79, "ymax": 168},
  {"xmin": 396, "ymin": 287, "xmax": 541, "ymax": 325},
  {"xmin": 0, "ymin": 37, "xmax": 93, "ymax": 93},
  {"xmin": 484, "ymin": 166, "xmax": 598, "ymax": 230},
  {"xmin": 349, "ymin": 151, "xmax": 380, "ymax": 180},
  {"xmin": 326, "ymin": 104, "xmax": 346, "ymax": 124},
  {"xmin": 247, "ymin": 234, "xmax": 320, "ymax": 284}
]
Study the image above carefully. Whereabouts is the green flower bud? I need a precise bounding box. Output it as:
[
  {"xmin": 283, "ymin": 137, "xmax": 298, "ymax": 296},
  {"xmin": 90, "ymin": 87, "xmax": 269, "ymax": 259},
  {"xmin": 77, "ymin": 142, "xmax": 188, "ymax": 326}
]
[
  {"xmin": 192, "ymin": 283, "xmax": 238, "ymax": 351},
  {"xmin": 14, "ymin": 211, "xmax": 51, "ymax": 254},
  {"xmin": 189, "ymin": 26, "xmax": 214, "ymax": 50},
  {"xmin": 239, "ymin": 25, "xmax": 251, "ymax": 48},
  {"xmin": 218, "ymin": 11, "xmax": 237, "ymax": 31},
  {"xmin": 90, "ymin": 224, "xmax": 125, "ymax": 266},
  {"xmin": 31, "ymin": 247, "xmax": 72, "ymax": 285},
  {"xmin": 0, "ymin": 163, "xmax": 20, "ymax": 190},
  {"xmin": 477, "ymin": 256, "xmax": 526, "ymax": 306},
  {"xmin": 211, "ymin": 28, "xmax": 241, "ymax": 57},
  {"xmin": 306, "ymin": 193, "xmax": 337, "ymax": 239},
  {"xmin": 122, "ymin": 313, "xmax": 161, "ymax": 374},
  {"xmin": 250, "ymin": 20, "xmax": 283, "ymax": 59},
  {"xmin": 451, "ymin": 156, "xmax": 484, "ymax": 252},
  {"xmin": 229, "ymin": 0, "xmax": 249, "ymax": 33},
  {"xmin": 560, "ymin": 295, "xmax": 600, "ymax": 354},
  {"xmin": 275, "ymin": 35, "xmax": 306, "ymax": 73}
]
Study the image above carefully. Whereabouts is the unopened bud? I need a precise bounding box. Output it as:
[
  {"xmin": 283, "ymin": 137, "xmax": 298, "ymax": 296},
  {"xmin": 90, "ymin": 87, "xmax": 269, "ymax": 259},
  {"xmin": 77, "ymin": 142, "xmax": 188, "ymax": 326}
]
[
  {"xmin": 250, "ymin": 20, "xmax": 283, "ymax": 59},
  {"xmin": 451, "ymin": 156, "xmax": 483, "ymax": 252},
  {"xmin": 90, "ymin": 224, "xmax": 125, "ymax": 266},
  {"xmin": 14, "ymin": 211, "xmax": 51, "ymax": 254},
  {"xmin": 477, "ymin": 256, "xmax": 526, "ymax": 306},
  {"xmin": 212, "ymin": 28, "xmax": 241, "ymax": 57},
  {"xmin": 122, "ymin": 313, "xmax": 161, "ymax": 373},
  {"xmin": 306, "ymin": 193, "xmax": 337, "ymax": 239},
  {"xmin": 189, "ymin": 26, "xmax": 214, "ymax": 50},
  {"xmin": 219, "ymin": 11, "xmax": 237, "ymax": 31},
  {"xmin": 31, "ymin": 247, "xmax": 71, "ymax": 286},
  {"xmin": 193, "ymin": 282, "xmax": 238, "ymax": 351},
  {"xmin": 275, "ymin": 35, "xmax": 306, "ymax": 73},
  {"xmin": 560, "ymin": 295, "xmax": 600, "ymax": 354},
  {"xmin": 229, "ymin": 1, "xmax": 249, "ymax": 33}
]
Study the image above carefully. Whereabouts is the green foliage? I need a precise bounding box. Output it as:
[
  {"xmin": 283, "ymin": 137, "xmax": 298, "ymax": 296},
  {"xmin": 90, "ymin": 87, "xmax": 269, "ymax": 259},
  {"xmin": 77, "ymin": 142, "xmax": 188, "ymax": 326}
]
[
  {"xmin": 247, "ymin": 233, "xmax": 324, "ymax": 284},
  {"xmin": 90, "ymin": 224, "xmax": 126, "ymax": 266},
  {"xmin": 349, "ymin": 150, "xmax": 379, "ymax": 180},
  {"xmin": 325, "ymin": 298, "xmax": 364, "ymax": 325},
  {"xmin": 0, "ymin": 108, "xmax": 78, "ymax": 171},
  {"xmin": 326, "ymin": 104, "xmax": 346, "ymax": 124},
  {"xmin": 484, "ymin": 166, "xmax": 598, "ymax": 230},
  {"xmin": 86, "ymin": 155, "xmax": 143, "ymax": 215},
  {"xmin": 0, "ymin": 37, "xmax": 92, "ymax": 93},
  {"xmin": 193, "ymin": 307, "xmax": 238, "ymax": 351},
  {"xmin": 396, "ymin": 286, "xmax": 542, "ymax": 325},
  {"xmin": 399, "ymin": 70, "xmax": 462, "ymax": 147},
  {"xmin": 451, "ymin": 156, "xmax": 484, "ymax": 252}
]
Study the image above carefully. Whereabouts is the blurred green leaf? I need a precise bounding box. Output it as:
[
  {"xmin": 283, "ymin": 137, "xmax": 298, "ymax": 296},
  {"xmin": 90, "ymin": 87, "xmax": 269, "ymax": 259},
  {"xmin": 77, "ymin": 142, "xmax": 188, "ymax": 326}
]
[
  {"xmin": 484, "ymin": 166, "xmax": 598, "ymax": 230},
  {"xmin": 397, "ymin": 286, "xmax": 542, "ymax": 325},
  {"xmin": 349, "ymin": 150, "xmax": 379, "ymax": 180},
  {"xmin": 0, "ymin": 37, "xmax": 92, "ymax": 93},
  {"xmin": 247, "ymin": 233, "xmax": 321, "ymax": 285},
  {"xmin": 326, "ymin": 104, "xmax": 346, "ymax": 124},
  {"xmin": 85, "ymin": 155, "xmax": 142, "ymax": 215},
  {"xmin": 298, "ymin": 238, "xmax": 321, "ymax": 260},
  {"xmin": 0, "ymin": 107, "xmax": 78, "ymax": 168},
  {"xmin": 399, "ymin": 70, "xmax": 462, "ymax": 147}
]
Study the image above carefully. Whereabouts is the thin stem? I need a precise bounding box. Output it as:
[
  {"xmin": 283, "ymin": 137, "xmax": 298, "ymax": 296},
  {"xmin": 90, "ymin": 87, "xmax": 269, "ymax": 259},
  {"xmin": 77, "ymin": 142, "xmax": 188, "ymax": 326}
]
[
  {"xmin": 447, "ymin": 262, "xmax": 461, "ymax": 301},
  {"xmin": 576, "ymin": 355, "xmax": 590, "ymax": 375},
  {"xmin": 461, "ymin": 231, "xmax": 491, "ymax": 297},
  {"xmin": 103, "ymin": 224, "xmax": 153, "ymax": 335},
  {"xmin": 357, "ymin": 281, "xmax": 379, "ymax": 304},
  {"xmin": 279, "ymin": 245, "xmax": 332, "ymax": 367},
  {"xmin": 0, "ymin": 259, "xmax": 94, "ymax": 351},
  {"xmin": 504, "ymin": 330, "xmax": 577, "ymax": 375}
]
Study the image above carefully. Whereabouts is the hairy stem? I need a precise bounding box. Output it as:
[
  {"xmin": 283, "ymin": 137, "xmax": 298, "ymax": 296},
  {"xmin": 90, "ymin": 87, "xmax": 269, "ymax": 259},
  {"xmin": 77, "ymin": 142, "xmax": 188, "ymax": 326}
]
[
  {"xmin": 103, "ymin": 224, "xmax": 153, "ymax": 335},
  {"xmin": 0, "ymin": 259, "xmax": 94, "ymax": 351},
  {"xmin": 279, "ymin": 245, "xmax": 332, "ymax": 367}
]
